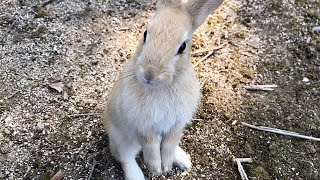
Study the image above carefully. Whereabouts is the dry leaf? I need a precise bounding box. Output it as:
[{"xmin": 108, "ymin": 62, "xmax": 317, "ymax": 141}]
[{"xmin": 49, "ymin": 82, "xmax": 64, "ymax": 93}]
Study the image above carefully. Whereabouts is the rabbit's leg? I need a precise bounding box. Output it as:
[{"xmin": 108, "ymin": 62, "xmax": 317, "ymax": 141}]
[
  {"xmin": 160, "ymin": 127, "xmax": 183, "ymax": 173},
  {"xmin": 109, "ymin": 126, "xmax": 145, "ymax": 180},
  {"xmin": 138, "ymin": 132, "xmax": 162, "ymax": 175},
  {"xmin": 173, "ymin": 146, "xmax": 192, "ymax": 170}
]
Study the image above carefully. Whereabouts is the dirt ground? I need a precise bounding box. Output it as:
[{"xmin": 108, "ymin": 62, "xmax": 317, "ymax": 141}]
[{"xmin": 0, "ymin": 0, "xmax": 319, "ymax": 179}]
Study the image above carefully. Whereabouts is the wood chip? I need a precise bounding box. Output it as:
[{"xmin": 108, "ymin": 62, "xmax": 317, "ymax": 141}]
[{"xmin": 50, "ymin": 170, "xmax": 64, "ymax": 180}]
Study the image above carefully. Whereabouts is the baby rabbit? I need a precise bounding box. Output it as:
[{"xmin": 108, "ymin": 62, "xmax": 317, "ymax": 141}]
[{"xmin": 103, "ymin": 0, "xmax": 223, "ymax": 179}]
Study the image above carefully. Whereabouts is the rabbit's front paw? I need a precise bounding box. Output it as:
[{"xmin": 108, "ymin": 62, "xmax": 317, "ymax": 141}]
[
  {"xmin": 145, "ymin": 159, "xmax": 162, "ymax": 175},
  {"xmin": 162, "ymin": 156, "xmax": 174, "ymax": 173},
  {"xmin": 174, "ymin": 146, "xmax": 192, "ymax": 170},
  {"xmin": 123, "ymin": 161, "xmax": 145, "ymax": 180}
]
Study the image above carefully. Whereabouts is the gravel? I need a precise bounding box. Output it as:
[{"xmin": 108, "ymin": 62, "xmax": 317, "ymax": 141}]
[{"xmin": 1, "ymin": 0, "xmax": 319, "ymax": 179}]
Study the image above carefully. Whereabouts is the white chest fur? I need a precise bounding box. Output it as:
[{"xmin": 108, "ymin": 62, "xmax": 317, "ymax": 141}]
[{"xmin": 119, "ymin": 81, "xmax": 200, "ymax": 134}]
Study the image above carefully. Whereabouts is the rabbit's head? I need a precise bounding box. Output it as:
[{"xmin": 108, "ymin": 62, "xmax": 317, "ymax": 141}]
[{"xmin": 134, "ymin": 0, "xmax": 223, "ymax": 87}]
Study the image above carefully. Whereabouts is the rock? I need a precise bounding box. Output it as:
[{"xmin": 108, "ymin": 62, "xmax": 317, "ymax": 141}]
[{"xmin": 268, "ymin": 143, "xmax": 278, "ymax": 156}]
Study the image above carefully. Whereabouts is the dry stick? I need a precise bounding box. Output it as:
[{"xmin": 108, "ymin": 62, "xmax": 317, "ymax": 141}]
[
  {"xmin": 87, "ymin": 159, "xmax": 97, "ymax": 180},
  {"xmin": 23, "ymin": 166, "xmax": 31, "ymax": 178},
  {"xmin": 241, "ymin": 122, "xmax": 320, "ymax": 141},
  {"xmin": 235, "ymin": 159, "xmax": 249, "ymax": 180},
  {"xmin": 193, "ymin": 43, "xmax": 227, "ymax": 68},
  {"xmin": 233, "ymin": 158, "xmax": 252, "ymax": 180},
  {"xmin": 68, "ymin": 113, "xmax": 102, "ymax": 118},
  {"xmin": 234, "ymin": 158, "xmax": 253, "ymax": 163},
  {"xmin": 244, "ymin": 84, "xmax": 278, "ymax": 91},
  {"xmin": 41, "ymin": 0, "xmax": 62, "ymax": 7},
  {"xmin": 192, "ymin": 43, "xmax": 227, "ymax": 55},
  {"xmin": 7, "ymin": 91, "xmax": 20, "ymax": 99}
]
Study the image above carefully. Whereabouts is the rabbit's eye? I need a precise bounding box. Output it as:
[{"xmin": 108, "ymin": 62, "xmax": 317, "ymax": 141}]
[
  {"xmin": 143, "ymin": 30, "xmax": 147, "ymax": 43},
  {"xmin": 177, "ymin": 42, "xmax": 186, "ymax": 54}
]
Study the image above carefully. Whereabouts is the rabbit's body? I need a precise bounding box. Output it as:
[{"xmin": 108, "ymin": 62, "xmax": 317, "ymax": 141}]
[
  {"xmin": 104, "ymin": 59, "xmax": 199, "ymax": 179},
  {"xmin": 103, "ymin": 0, "xmax": 223, "ymax": 179}
]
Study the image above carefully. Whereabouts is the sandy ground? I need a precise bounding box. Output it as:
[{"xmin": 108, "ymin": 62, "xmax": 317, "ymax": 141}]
[{"xmin": 0, "ymin": 0, "xmax": 319, "ymax": 179}]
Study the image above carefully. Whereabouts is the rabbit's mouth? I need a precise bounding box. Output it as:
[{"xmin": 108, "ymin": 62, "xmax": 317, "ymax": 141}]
[{"xmin": 137, "ymin": 72, "xmax": 159, "ymax": 88}]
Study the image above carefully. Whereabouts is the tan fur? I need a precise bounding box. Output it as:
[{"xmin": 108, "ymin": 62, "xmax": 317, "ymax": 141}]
[{"xmin": 102, "ymin": 0, "xmax": 223, "ymax": 179}]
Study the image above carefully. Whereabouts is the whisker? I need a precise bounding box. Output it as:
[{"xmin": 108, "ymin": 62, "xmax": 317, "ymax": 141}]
[
  {"xmin": 170, "ymin": 83, "xmax": 188, "ymax": 111},
  {"xmin": 114, "ymin": 73, "xmax": 136, "ymax": 83}
]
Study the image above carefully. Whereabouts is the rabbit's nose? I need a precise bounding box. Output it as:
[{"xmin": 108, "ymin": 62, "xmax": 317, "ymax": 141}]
[{"xmin": 144, "ymin": 70, "xmax": 154, "ymax": 83}]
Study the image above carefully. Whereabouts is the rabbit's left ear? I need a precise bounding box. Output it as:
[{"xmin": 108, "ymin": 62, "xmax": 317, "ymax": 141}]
[{"xmin": 184, "ymin": 0, "xmax": 224, "ymax": 30}]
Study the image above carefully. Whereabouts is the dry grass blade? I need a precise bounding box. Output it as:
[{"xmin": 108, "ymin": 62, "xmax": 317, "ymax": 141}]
[
  {"xmin": 244, "ymin": 84, "xmax": 278, "ymax": 91},
  {"xmin": 193, "ymin": 43, "xmax": 226, "ymax": 68},
  {"xmin": 241, "ymin": 122, "xmax": 320, "ymax": 141},
  {"xmin": 87, "ymin": 159, "xmax": 97, "ymax": 180},
  {"xmin": 68, "ymin": 113, "xmax": 102, "ymax": 118}
]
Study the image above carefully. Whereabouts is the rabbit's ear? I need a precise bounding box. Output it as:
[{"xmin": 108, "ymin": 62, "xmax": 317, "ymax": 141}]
[
  {"xmin": 184, "ymin": 0, "xmax": 223, "ymax": 29},
  {"xmin": 156, "ymin": 0, "xmax": 181, "ymax": 8}
]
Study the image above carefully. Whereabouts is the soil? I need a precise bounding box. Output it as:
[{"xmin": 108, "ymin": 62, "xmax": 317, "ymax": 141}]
[{"xmin": 0, "ymin": 0, "xmax": 319, "ymax": 179}]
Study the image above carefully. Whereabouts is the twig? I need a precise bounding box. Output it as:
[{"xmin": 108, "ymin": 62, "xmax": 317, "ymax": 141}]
[
  {"xmin": 6, "ymin": 91, "xmax": 20, "ymax": 99},
  {"xmin": 41, "ymin": 0, "xmax": 61, "ymax": 7},
  {"xmin": 233, "ymin": 158, "xmax": 253, "ymax": 163},
  {"xmin": 50, "ymin": 170, "xmax": 64, "ymax": 180},
  {"xmin": 234, "ymin": 158, "xmax": 252, "ymax": 180},
  {"xmin": 87, "ymin": 159, "xmax": 97, "ymax": 180},
  {"xmin": 68, "ymin": 113, "xmax": 102, "ymax": 118},
  {"xmin": 0, "ymin": 15, "xmax": 19, "ymax": 44},
  {"xmin": 241, "ymin": 122, "xmax": 320, "ymax": 141},
  {"xmin": 240, "ymin": 52, "xmax": 253, "ymax": 57},
  {"xmin": 23, "ymin": 166, "xmax": 31, "ymax": 178},
  {"xmin": 244, "ymin": 84, "xmax": 278, "ymax": 91},
  {"xmin": 193, "ymin": 43, "xmax": 226, "ymax": 68},
  {"xmin": 192, "ymin": 43, "xmax": 226, "ymax": 55}
]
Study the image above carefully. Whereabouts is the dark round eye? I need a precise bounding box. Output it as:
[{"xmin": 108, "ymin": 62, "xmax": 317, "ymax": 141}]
[
  {"xmin": 177, "ymin": 42, "xmax": 186, "ymax": 54},
  {"xmin": 143, "ymin": 30, "xmax": 147, "ymax": 43}
]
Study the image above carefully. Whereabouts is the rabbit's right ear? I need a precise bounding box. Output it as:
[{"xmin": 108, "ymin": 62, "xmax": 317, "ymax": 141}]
[{"xmin": 184, "ymin": 0, "xmax": 224, "ymax": 30}]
